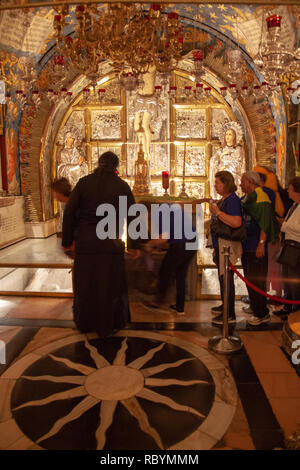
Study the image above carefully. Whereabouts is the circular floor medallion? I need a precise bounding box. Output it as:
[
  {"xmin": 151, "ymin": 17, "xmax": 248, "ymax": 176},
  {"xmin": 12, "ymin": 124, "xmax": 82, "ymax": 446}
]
[{"xmin": 6, "ymin": 331, "xmax": 237, "ymax": 450}]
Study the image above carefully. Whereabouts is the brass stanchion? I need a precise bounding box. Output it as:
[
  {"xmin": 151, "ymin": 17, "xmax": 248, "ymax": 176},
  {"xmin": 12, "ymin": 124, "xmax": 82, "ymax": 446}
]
[{"xmin": 208, "ymin": 246, "xmax": 243, "ymax": 354}]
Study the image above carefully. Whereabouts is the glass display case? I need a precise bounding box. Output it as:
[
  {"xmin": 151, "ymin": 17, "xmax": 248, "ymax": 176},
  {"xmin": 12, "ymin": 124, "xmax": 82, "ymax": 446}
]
[{"xmin": 0, "ymin": 237, "xmax": 73, "ymax": 296}]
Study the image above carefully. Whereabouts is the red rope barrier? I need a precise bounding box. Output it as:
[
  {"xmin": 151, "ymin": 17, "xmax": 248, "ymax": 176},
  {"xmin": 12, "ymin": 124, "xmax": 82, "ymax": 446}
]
[{"xmin": 229, "ymin": 262, "xmax": 300, "ymax": 305}]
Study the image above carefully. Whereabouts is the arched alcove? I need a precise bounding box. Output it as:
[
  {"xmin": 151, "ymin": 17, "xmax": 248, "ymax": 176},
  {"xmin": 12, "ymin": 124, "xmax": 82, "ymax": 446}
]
[
  {"xmin": 16, "ymin": 22, "xmax": 285, "ymax": 222},
  {"xmin": 35, "ymin": 59, "xmax": 258, "ymax": 222}
]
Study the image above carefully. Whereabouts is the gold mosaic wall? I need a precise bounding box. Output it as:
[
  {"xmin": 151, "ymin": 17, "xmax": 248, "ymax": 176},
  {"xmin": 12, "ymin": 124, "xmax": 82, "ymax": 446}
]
[{"xmin": 53, "ymin": 71, "xmax": 238, "ymax": 201}]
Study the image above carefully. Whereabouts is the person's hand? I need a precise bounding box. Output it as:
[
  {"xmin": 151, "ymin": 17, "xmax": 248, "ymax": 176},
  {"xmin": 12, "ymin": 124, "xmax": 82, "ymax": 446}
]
[
  {"xmin": 64, "ymin": 250, "xmax": 75, "ymax": 259},
  {"xmin": 256, "ymin": 243, "xmax": 265, "ymax": 259},
  {"xmin": 209, "ymin": 202, "xmax": 220, "ymax": 215},
  {"xmin": 78, "ymin": 156, "xmax": 84, "ymax": 166},
  {"xmin": 127, "ymin": 249, "xmax": 141, "ymax": 260},
  {"xmin": 63, "ymin": 241, "xmax": 75, "ymax": 259},
  {"xmin": 63, "ymin": 246, "xmax": 75, "ymax": 259}
]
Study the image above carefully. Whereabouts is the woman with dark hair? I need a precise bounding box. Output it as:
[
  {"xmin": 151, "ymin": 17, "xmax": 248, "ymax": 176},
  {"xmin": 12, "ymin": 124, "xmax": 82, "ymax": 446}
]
[
  {"xmin": 62, "ymin": 151, "xmax": 140, "ymax": 337},
  {"xmin": 275, "ymin": 176, "xmax": 300, "ymax": 317},
  {"xmin": 51, "ymin": 177, "xmax": 72, "ymax": 203},
  {"xmin": 209, "ymin": 171, "xmax": 243, "ymax": 324}
]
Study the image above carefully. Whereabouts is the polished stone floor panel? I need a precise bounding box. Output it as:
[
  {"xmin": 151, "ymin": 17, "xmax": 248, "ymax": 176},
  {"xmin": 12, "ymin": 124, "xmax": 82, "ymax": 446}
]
[
  {"xmin": 240, "ymin": 332, "xmax": 295, "ymax": 374},
  {"xmin": 229, "ymin": 353, "xmax": 261, "ymax": 384},
  {"xmin": 4, "ymin": 298, "xmax": 73, "ymax": 320},
  {"xmin": 257, "ymin": 372, "xmax": 300, "ymax": 399},
  {"xmin": 0, "ymin": 296, "xmax": 283, "ymax": 328},
  {"xmin": 0, "ymin": 378, "xmax": 15, "ymax": 423},
  {"xmin": 0, "ymin": 298, "xmax": 24, "ymax": 318},
  {"xmin": 17, "ymin": 327, "xmax": 77, "ymax": 360},
  {"xmin": 237, "ymin": 383, "xmax": 283, "ymax": 431},
  {"xmin": 268, "ymin": 398, "xmax": 300, "ymax": 437},
  {"xmin": 0, "ymin": 326, "xmax": 21, "ymax": 344},
  {"xmin": 0, "ymin": 327, "xmax": 39, "ymax": 377}
]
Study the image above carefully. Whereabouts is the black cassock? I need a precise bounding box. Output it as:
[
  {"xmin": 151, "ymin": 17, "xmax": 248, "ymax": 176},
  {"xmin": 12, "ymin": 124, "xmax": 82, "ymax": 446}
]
[{"xmin": 62, "ymin": 170, "xmax": 137, "ymax": 337}]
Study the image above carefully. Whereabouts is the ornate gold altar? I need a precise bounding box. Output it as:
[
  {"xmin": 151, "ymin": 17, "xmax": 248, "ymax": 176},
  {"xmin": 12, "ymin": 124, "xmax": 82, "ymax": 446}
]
[{"xmin": 53, "ymin": 70, "xmax": 241, "ymax": 200}]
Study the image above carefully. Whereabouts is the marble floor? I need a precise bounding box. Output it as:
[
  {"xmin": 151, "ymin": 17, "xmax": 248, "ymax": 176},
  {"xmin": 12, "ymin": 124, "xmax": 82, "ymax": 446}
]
[{"xmin": 0, "ymin": 295, "xmax": 299, "ymax": 450}]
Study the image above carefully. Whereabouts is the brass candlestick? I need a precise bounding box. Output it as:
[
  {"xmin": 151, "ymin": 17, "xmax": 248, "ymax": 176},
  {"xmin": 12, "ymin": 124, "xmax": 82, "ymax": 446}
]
[{"xmin": 133, "ymin": 117, "xmax": 151, "ymax": 195}]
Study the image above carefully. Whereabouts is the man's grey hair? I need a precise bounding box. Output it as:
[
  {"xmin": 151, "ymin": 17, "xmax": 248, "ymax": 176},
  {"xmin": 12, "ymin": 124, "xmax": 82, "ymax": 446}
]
[{"xmin": 242, "ymin": 170, "xmax": 261, "ymax": 186}]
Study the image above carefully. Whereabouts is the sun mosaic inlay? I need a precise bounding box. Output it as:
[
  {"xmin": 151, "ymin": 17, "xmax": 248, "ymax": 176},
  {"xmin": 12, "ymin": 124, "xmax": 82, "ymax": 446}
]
[{"xmin": 4, "ymin": 331, "xmax": 238, "ymax": 450}]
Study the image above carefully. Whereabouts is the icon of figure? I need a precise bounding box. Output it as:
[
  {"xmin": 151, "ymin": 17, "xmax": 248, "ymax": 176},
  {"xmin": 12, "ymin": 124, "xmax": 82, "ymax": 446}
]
[
  {"xmin": 6, "ymin": 127, "xmax": 19, "ymax": 194},
  {"xmin": 57, "ymin": 128, "xmax": 88, "ymax": 188},
  {"xmin": 133, "ymin": 67, "xmax": 162, "ymax": 161},
  {"xmin": 209, "ymin": 121, "xmax": 245, "ymax": 199}
]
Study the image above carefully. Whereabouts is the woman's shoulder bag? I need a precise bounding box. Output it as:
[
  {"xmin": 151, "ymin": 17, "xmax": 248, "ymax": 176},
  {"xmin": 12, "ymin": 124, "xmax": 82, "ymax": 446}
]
[{"xmin": 210, "ymin": 199, "xmax": 247, "ymax": 242}]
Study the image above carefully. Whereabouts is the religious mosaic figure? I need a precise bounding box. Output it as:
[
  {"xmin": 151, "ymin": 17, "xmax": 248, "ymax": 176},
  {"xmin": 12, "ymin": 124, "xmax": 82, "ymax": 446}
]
[
  {"xmin": 55, "ymin": 128, "xmax": 88, "ymax": 233},
  {"xmin": 57, "ymin": 128, "xmax": 88, "ymax": 188},
  {"xmin": 209, "ymin": 121, "xmax": 245, "ymax": 199},
  {"xmin": 133, "ymin": 67, "xmax": 162, "ymax": 161}
]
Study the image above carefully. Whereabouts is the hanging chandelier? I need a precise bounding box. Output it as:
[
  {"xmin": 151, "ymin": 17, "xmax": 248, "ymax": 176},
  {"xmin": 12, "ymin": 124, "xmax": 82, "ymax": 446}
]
[
  {"xmin": 254, "ymin": 14, "xmax": 300, "ymax": 87},
  {"xmin": 11, "ymin": 54, "xmax": 73, "ymax": 109},
  {"xmin": 214, "ymin": 12, "xmax": 300, "ymax": 104},
  {"xmin": 53, "ymin": 3, "xmax": 184, "ymax": 86},
  {"xmin": 54, "ymin": 4, "xmax": 105, "ymax": 80}
]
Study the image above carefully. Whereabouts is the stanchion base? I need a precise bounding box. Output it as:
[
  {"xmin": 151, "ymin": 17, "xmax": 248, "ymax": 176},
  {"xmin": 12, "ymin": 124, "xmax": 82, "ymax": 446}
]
[{"xmin": 208, "ymin": 335, "xmax": 243, "ymax": 354}]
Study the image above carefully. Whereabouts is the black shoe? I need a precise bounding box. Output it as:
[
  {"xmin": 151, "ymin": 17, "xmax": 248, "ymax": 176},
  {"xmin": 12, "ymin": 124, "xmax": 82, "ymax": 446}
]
[
  {"xmin": 170, "ymin": 304, "xmax": 185, "ymax": 315},
  {"xmin": 273, "ymin": 308, "xmax": 290, "ymax": 317},
  {"xmin": 212, "ymin": 314, "xmax": 236, "ymax": 325},
  {"xmin": 211, "ymin": 304, "xmax": 223, "ymax": 313}
]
